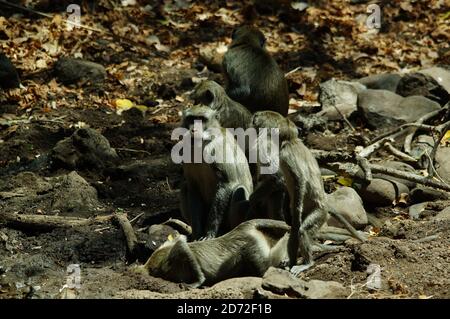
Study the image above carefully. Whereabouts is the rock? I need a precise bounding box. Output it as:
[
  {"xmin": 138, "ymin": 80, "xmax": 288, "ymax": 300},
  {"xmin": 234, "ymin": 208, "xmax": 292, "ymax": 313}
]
[
  {"xmin": 146, "ymin": 224, "xmax": 179, "ymax": 251},
  {"xmin": 374, "ymin": 161, "xmax": 417, "ymax": 189},
  {"xmin": 51, "ymin": 128, "xmax": 118, "ymax": 169},
  {"xmin": 357, "ymin": 89, "xmax": 441, "ymax": 128},
  {"xmin": 0, "ymin": 52, "xmax": 20, "ymax": 89},
  {"xmin": 359, "ymin": 178, "xmax": 409, "ymax": 207},
  {"xmin": 408, "ymin": 202, "xmax": 429, "ymax": 220},
  {"xmin": 396, "ymin": 72, "xmax": 449, "ymax": 105},
  {"xmin": 326, "ymin": 187, "xmax": 368, "ymax": 229},
  {"xmin": 433, "ymin": 207, "xmax": 450, "ymax": 221},
  {"xmin": 410, "ymin": 187, "xmax": 450, "ymax": 204},
  {"xmin": 420, "ymin": 67, "xmax": 450, "ymax": 96},
  {"xmin": 288, "ymin": 112, "xmax": 327, "ymax": 132},
  {"xmin": 54, "ymin": 57, "xmax": 106, "ymax": 86},
  {"xmin": 318, "ymin": 79, "xmax": 366, "ymax": 120},
  {"xmin": 435, "ymin": 147, "xmax": 450, "ymax": 184},
  {"xmin": 410, "ymin": 135, "xmax": 435, "ymax": 168},
  {"xmin": 51, "ymin": 171, "xmax": 100, "ymax": 216},
  {"xmin": 358, "ymin": 73, "xmax": 402, "ymax": 92},
  {"xmin": 357, "ymin": 89, "xmax": 403, "ymax": 128},
  {"xmin": 261, "ymin": 267, "xmax": 349, "ymax": 299},
  {"xmin": 398, "ymin": 95, "xmax": 441, "ymax": 119}
]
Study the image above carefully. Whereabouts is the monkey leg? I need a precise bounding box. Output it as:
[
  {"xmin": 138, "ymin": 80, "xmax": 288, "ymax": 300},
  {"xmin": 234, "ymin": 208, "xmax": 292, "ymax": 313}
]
[
  {"xmin": 180, "ymin": 183, "xmax": 206, "ymax": 240},
  {"xmin": 203, "ymin": 183, "xmax": 232, "ymax": 239},
  {"xmin": 249, "ymin": 177, "xmax": 286, "ymax": 220},
  {"xmin": 290, "ymin": 208, "xmax": 327, "ymax": 276},
  {"xmin": 228, "ymin": 186, "xmax": 250, "ymax": 229},
  {"xmin": 327, "ymin": 209, "xmax": 367, "ymax": 242}
]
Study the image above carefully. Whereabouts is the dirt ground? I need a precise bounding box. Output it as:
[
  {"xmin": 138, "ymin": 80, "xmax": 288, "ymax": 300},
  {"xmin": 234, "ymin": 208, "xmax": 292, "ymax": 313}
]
[{"xmin": 1, "ymin": 0, "xmax": 449, "ymax": 299}]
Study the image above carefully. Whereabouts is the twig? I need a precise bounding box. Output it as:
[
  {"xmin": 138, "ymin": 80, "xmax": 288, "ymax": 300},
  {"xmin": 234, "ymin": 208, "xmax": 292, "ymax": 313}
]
[
  {"xmin": 115, "ymin": 148, "xmax": 151, "ymax": 156},
  {"xmin": 285, "ymin": 66, "xmax": 302, "ymax": 77},
  {"xmin": 413, "ymin": 234, "xmax": 440, "ymax": 243},
  {"xmin": 129, "ymin": 212, "xmax": 144, "ymax": 225},
  {"xmin": 113, "ymin": 213, "xmax": 139, "ymax": 260},
  {"xmin": 370, "ymin": 164, "xmax": 450, "ymax": 192},
  {"xmin": 0, "ymin": 212, "xmax": 97, "ymax": 232},
  {"xmin": 384, "ymin": 142, "xmax": 417, "ymax": 163},
  {"xmin": 358, "ymin": 136, "xmax": 395, "ymax": 158},
  {"xmin": 404, "ymin": 102, "xmax": 449, "ymax": 153}
]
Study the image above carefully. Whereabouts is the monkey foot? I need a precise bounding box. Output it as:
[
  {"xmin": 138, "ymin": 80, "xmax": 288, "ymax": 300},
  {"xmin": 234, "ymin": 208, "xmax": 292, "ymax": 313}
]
[{"xmin": 290, "ymin": 263, "xmax": 314, "ymax": 276}]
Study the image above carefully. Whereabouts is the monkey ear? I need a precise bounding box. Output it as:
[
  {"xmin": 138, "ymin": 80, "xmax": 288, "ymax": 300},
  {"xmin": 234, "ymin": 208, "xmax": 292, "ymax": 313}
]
[{"xmin": 203, "ymin": 89, "xmax": 214, "ymax": 106}]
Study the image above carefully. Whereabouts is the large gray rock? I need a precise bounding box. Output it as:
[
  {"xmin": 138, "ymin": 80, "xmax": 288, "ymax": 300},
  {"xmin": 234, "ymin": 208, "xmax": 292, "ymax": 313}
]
[
  {"xmin": 435, "ymin": 147, "xmax": 450, "ymax": 184},
  {"xmin": 318, "ymin": 79, "xmax": 366, "ymax": 120},
  {"xmin": 396, "ymin": 71, "xmax": 449, "ymax": 105},
  {"xmin": 358, "ymin": 73, "xmax": 402, "ymax": 92},
  {"xmin": 357, "ymin": 89, "xmax": 441, "ymax": 128},
  {"xmin": 326, "ymin": 187, "xmax": 368, "ymax": 229},
  {"xmin": 359, "ymin": 178, "xmax": 409, "ymax": 207},
  {"xmin": 261, "ymin": 267, "xmax": 349, "ymax": 299},
  {"xmin": 54, "ymin": 57, "xmax": 106, "ymax": 86},
  {"xmin": 410, "ymin": 187, "xmax": 450, "ymax": 204},
  {"xmin": 433, "ymin": 207, "xmax": 450, "ymax": 221}
]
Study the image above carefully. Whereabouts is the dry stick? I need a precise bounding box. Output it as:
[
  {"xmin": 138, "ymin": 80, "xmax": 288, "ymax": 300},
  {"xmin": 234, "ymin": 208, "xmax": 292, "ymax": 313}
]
[
  {"xmin": 384, "ymin": 142, "xmax": 418, "ymax": 163},
  {"xmin": 404, "ymin": 102, "xmax": 450, "ymax": 153},
  {"xmin": 370, "ymin": 164, "xmax": 450, "ymax": 192},
  {"xmin": 0, "ymin": 212, "xmax": 93, "ymax": 231},
  {"xmin": 115, "ymin": 148, "xmax": 152, "ymax": 156},
  {"xmin": 113, "ymin": 213, "xmax": 138, "ymax": 257}
]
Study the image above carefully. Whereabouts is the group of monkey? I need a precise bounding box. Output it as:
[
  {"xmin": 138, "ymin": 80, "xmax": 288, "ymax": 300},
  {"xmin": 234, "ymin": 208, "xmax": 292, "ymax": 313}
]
[{"xmin": 139, "ymin": 25, "xmax": 366, "ymax": 288}]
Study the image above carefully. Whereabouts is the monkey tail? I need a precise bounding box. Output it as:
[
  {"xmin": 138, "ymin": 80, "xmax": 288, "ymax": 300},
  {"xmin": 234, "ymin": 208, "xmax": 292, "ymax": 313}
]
[{"xmin": 327, "ymin": 209, "xmax": 367, "ymax": 242}]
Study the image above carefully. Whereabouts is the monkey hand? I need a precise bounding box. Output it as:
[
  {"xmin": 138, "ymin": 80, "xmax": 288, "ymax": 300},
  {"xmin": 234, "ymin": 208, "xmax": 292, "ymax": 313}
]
[
  {"xmin": 199, "ymin": 234, "xmax": 215, "ymax": 241},
  {"xmin": 290, "ymin": 263, "xmax": 314, "ymax": 277}
]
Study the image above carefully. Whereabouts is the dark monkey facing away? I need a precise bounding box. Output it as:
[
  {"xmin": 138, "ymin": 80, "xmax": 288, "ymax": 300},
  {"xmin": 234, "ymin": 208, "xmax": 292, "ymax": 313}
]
[{"xmin": 222, "ymin": 25, "xmax": 289, "ymax": 116}]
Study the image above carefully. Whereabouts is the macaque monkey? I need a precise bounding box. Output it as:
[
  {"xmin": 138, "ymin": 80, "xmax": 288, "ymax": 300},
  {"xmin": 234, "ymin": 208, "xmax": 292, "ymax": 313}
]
[
  {"xmin": 139, "ymin": 219, "xmax": 291, "ymax": 287},
  {"xmin": 222, "ymin": 25, "xmax": 289, "ymax": 116},
  {"xmin": 251, "ymin": 111, "xmax": 365, "ymax": 276},
  {"xmin": 191, "ymin": 80, "xmax": 252, "ymax": 129},
  {"xmin": 177, "ymin": 105, "xmax": 253, "ymax": 240}
]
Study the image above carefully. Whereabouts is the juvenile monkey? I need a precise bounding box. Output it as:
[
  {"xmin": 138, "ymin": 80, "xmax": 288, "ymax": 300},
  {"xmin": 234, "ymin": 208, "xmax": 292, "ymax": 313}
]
[
  {"xmin": 251, "ymin": 111, "xmax": 365, "ymax": 275},
  {"xmin": 222, "ymin": 25, "xmax": 289, "ymax": 116},
  {"xmin": 191, "ymin": 80, "xmax": 252, "ymax": 129},
  {"xmin": 139, "ymin": 219, "xmax": 291, "ymax": 287},
  {"xmin": 178, "ymin": 105, "xmax": 253, "ymax": 240}
]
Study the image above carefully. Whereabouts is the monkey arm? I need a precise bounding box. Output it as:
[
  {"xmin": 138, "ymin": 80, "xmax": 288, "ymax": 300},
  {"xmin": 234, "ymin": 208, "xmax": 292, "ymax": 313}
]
[
  {"xmin": 203, "ymin": 183, "xmax": 231, "ymax": 239},
  {"xmin": 170, "ymin": 238, "xmax": 206, "ymax": 288}
]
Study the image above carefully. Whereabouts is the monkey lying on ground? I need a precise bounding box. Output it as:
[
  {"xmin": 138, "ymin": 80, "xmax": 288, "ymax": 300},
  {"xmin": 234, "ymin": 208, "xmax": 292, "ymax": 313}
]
[
  {"xmin": 138, "ymin": 219, "xmax": 290, "ymax": 288},
  {"xmin": 222, "ymin": 25, "xmax": 289, "ymax": 116},
  {"xmin": 191, "ymin": 80, "xmax": 252, "ymax": 130},
  {"xmin": 251, "ymin": 111, "xmax": 366, "ymax": 276},
  {"xmin": 178, "ymin": 105, "xmax": 253, "ymax": 240}
]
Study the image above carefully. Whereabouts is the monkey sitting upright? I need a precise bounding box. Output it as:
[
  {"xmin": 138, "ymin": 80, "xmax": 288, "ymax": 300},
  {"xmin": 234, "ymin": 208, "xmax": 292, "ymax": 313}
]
[
  {"xmin": 191, "ymin": 80, "xmax": 252, "ymax": 130},
  {"xmin": 177, "ymin": 105, "xmax": 253, "ymax": 240},
  {"xmin": 222, "ymin": 25, "xmax": 289, "ymax": 116},
  {"xmin": 250, "ymin": 111, "xmax": 365, "ymax": 276},
  {"xmin": 138, "ymin": 219, "xmax": 291, "ymax": 288}
]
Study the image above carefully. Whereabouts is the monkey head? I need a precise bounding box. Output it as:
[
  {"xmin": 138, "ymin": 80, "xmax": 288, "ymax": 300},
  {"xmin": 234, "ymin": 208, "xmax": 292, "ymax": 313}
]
[
  {"xmin": 181, "ymin": 105, "xmax": 221, "ymax": 133},
  {"xmin": 230, "ymin": 25, "xmax": 266, "ymax": 48},
  {"xmin": 251, "ymin": 111, "xmax": 297, "ymax": 142},
  {"xmin": 190, "ymin": 80, "xmax": 225, "ymax": 109}
]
